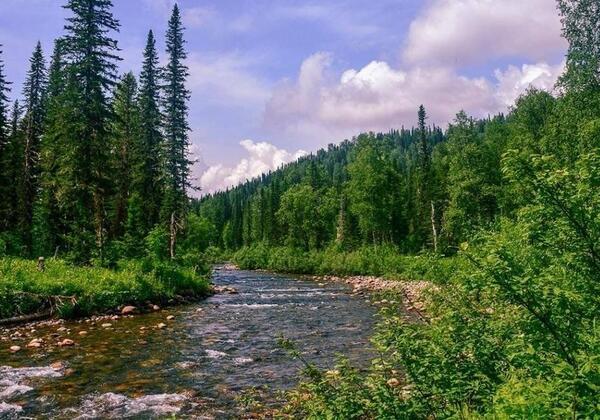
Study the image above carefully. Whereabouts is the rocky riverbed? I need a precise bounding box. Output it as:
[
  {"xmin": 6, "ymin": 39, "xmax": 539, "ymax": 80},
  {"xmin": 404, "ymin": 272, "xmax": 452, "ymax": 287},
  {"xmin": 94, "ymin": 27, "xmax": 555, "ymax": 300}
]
[{"xmin": 0, "ymin": 265, "xmax": 380, "ymax": 418}]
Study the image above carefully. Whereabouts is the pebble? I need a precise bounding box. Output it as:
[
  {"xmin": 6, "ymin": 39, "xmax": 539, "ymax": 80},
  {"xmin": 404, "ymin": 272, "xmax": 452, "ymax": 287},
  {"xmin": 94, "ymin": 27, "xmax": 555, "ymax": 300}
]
[
  {"xmin": 166, "ymin": 315, "xmax": 175, "ymax": 321},
  {"xmin": 26, "ymin": 339, "xmax": 42, "ymax": 348},
  {"xmin": 9, "ymin": 345, "xmax": 21, "ymax": 353},
  {"xmin": 101, "ymin": 323, "xmax": 112, "ymax": 328},
  {"xmin": 78, "ymin": 331, "xmax": 88, "ymax": 336},
  {"xmin": 58, "ymin": 339, "xmax": 75, "ymax": 347},
  {"xmin": 157, "ymin": 323, "xmax": 167, "ymax": 329},
  {"xmin": 152, "ymin": 305, "xmax": 160, "ymax": 311},
  {"xmin": 57, "ymin": 327, "xmax": 67, "ymax": 332}
]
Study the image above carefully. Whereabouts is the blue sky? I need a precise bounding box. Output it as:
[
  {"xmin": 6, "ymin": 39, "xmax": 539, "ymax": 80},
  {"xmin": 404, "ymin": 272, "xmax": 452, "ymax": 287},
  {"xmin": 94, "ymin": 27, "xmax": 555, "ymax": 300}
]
[{"xmin": 0, "ymin": 0, "xmax": 567, "ymax": 193}]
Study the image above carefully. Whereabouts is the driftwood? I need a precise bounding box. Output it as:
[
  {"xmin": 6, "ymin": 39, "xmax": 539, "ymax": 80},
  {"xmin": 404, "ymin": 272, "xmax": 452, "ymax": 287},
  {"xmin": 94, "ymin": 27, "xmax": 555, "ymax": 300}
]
[
  {"xmin": 0, "ymin": 310, "xmax": 53, "ymax": 326},
  {"xmin": 0, "ymin": 292, "xmax": 78, "ymax": 326}
]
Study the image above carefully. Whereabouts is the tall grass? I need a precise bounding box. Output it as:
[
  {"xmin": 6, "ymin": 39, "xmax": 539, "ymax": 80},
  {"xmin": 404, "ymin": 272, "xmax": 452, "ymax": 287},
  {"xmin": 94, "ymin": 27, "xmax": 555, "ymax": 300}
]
[{"xmin": 0, "ymin": 258, "xmax": 210, "ymax": 319}]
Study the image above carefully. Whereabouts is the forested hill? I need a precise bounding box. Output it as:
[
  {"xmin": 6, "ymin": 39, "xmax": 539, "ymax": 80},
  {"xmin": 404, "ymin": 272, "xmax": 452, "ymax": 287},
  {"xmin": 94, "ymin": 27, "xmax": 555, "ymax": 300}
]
[{"xmin": 194, "ymin": 109, "xmax": 508, "ymax": 254}]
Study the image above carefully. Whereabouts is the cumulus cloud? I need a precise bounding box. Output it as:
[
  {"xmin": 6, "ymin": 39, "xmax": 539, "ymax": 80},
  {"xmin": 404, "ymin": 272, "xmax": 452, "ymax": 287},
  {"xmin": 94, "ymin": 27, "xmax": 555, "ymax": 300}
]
[
  {"xmin": 264, "ymin": 53, "xmax": 564, "ymax": 141},
  {"xmin": 404, "ymin": 0, "xmax": 566, "ymax": 66},
  {"xmin": 199, "ymin": 140, "xmax": 307, "ymax": 194}
]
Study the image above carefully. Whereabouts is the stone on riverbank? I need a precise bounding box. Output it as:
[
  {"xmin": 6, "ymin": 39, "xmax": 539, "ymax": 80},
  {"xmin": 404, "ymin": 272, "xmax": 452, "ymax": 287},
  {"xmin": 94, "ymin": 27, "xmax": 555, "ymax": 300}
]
[{"xmin": 121, "ymin": 306, "xmax": 136, "ymax": 315}]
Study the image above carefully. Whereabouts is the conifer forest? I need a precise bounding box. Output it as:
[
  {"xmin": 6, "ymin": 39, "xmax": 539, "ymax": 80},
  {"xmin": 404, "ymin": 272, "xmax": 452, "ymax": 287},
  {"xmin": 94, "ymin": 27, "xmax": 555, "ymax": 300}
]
[{"xmin": 0, "ymin": 0, "xmax": 598, "ymax": 418}]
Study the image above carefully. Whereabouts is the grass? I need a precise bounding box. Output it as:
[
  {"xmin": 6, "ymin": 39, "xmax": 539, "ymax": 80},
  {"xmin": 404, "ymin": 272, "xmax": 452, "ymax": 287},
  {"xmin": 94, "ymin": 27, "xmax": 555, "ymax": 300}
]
[{"xmin": 0, "ymin": 257, "xmax": 211, "ymax": 319}]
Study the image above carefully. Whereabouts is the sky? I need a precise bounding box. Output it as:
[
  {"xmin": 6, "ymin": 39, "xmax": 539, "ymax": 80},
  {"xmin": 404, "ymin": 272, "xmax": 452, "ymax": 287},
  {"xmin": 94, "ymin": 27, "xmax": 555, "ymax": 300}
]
[{"xmin": 0, "ymin": 0, "xmax": 567, "ymax": 195}]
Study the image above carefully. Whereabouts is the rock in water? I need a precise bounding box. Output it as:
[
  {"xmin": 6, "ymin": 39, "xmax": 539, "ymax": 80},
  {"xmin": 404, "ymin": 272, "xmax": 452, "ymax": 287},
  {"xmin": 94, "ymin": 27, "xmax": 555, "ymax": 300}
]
[
  {"xmin": 9, "ymin": 345, "xmax": 21, "ymax": 353},
  {"xmin": 166, "ymin": 315, "xmax": 175, "ymax": 321},
  {"xmin": 121, "ymin": 306, "xmax": 136, "ymax": 315},
  {"xmin": 58, "ymin": 339, "xmax": 75, "ymax": 347}
]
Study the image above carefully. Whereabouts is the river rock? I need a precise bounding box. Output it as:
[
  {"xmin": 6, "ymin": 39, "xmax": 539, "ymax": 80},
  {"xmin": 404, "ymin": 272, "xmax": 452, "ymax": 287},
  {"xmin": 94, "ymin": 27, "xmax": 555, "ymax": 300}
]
[
  {"xmin": 101, "ymin": 323, "xmax": 112, "ymax": 328},
  {"xmin": 9, "ymin": 345, "xmax": 21, "ymax": 353},
  {"xmin": 78, "ymin": 331, "xmax": 88, "ymax": 336},
  {"xmin": 157, "ymin": 323, "xmax": 167, "ymax": 329},
  {"xmin": 121, "ymin": 306, "xmax": 136, "ymax": 315},
  {"xmin": 166, "ymin": 315, "xmax": 175, "ymax": 321},
  {"xmin": 57, "ymin": 327, "xmax": 67, "ymax": 332},
  {"xmin": 152, "ymin": 304, "xmax": 160, "ymax": 311},
  {"xmin": 58, "ymin": 339, "xmax": 74, "ymax": 347},
  {"xmin": 26, "ymin": 339, "xmax": 42, "ymax": 348}
]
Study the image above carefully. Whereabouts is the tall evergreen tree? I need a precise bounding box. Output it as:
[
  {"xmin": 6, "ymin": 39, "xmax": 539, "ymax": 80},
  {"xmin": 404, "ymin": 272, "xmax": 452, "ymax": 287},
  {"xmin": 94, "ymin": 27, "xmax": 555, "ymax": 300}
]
[
  {"xmin": 33, "ymin": 39, "xmax": 67, "ymax": 257},
  {"xmin": 111, "ymin": 72, "xmax": 139, "ymax": 237},
  {"xmin": 133, "ymin": 30, "xmax": 163, "ymax": 234},
  {"xmin": 60, "ymin": 0, "xmax": 121, "ymax": 262},
  {"xmin": 0, "ymin": 46, "xmax": 12, "ymax": 232},
  {"xmin": 19, "ymin": 42, "xmax": 47, "ymax": 249},
  {"xmin": 162, "ymin": 5, "xmax": 191, "ymax": 258},
  {"xmin": 2, "ymin": 102, "xmax": 23, "ymax": 236}
]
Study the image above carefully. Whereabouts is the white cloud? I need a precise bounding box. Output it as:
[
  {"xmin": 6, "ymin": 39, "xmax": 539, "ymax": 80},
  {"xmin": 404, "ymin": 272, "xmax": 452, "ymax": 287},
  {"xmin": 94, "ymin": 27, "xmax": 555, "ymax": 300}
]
[
  {"xmin": 494, "ymin": 62, "xmax": 565, "ymax": 108},
  {"xmin": 264, "ymin": 53, "xmax": 565, "ymax": 142},
  {"xmin": 404, "ymin": 0, "xmax": 566, "ymax": 66},
  {"xmin": 199, "ymin": 140, "xmax": 307, "ymax": 194}
]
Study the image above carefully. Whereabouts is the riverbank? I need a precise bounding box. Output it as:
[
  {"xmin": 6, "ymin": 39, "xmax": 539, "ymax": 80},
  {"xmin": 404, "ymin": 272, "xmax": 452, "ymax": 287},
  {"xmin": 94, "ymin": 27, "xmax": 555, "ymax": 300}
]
[
  {"xmin": 0, "ymin": 265, "xmax": 379, "ymax": 418},
  {"xmin": 0, "ymin": 257, "xmax": 211, "ymax": 322}
]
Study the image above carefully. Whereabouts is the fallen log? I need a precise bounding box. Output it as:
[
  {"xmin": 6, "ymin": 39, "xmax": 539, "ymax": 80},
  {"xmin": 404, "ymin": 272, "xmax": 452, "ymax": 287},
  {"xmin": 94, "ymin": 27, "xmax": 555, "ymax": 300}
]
[{"xmin": 0, "ymin": 310, "xmax": 53, "ymax": 326}]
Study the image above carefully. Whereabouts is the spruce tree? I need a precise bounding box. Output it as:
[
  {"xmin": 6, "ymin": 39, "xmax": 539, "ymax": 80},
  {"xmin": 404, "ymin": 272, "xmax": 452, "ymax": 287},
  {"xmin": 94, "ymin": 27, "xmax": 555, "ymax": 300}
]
[
  {"xmin": 60, "ymin": 0, "xmax": 120, "ymax": 262},
  {"xmin": 19, "ymin": 42, "xmax": 47, "ymax": 249},
  {"xmin": 33, "ymin": 40, "xmax": 67, "ymax": 257},
  {"xmin": 162, "ymin": 5, "xmax": 191, "ymax": 258},
  {"xmin": 111, "ymin": 72, "xmax": 139, "ymax": 237},
  {"xmin": 133, "ymin": 30, "xmax": 163, "ymax": 235},
  {"xmin": 0, "ymin": 46, "xmax": 12, "ymax": 232},
  {"xmin": 2, "ymin": 101, "xmax": 23, "ymax": 236}
]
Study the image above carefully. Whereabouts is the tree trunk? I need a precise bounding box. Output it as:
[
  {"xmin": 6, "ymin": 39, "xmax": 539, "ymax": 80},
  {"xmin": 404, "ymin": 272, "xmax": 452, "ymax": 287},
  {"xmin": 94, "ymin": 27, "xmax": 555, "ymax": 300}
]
[{"xmin": 431, "ymin": 200, "xmax": 438, "ymax": 253}]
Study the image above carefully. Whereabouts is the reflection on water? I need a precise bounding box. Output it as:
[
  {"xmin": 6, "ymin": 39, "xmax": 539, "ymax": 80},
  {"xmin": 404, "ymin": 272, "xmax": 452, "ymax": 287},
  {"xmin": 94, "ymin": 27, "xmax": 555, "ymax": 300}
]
[{"xmin": 0, "ymin": 266, "xmax": 377, "ymax": 418}]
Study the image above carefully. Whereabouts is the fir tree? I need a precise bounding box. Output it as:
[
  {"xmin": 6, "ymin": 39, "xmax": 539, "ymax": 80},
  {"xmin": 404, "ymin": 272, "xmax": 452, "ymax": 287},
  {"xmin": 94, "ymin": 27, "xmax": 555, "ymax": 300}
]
[
  {"xmin": 111, "ymin": 72, "xmax": 139, "ymax": 237},
  {"xmin": 60, "ymin": 0, "xmax": 121, "ymax": 262},
  {"xmin": 0, "ymin": 46, "xmax": 12, "ymax": 232},
  {"xmin": 19, "ymin": 42, "xmax": 47, "ymax": 249},
  {"xmin": 33, "ymin": 39, "xmax": 67, "ymax": 257},
  {"xmin": 2, "ymin": 101, "xmax": 23, "ymax": 235},
  {"xmin": 133, "ymin": 30, "xmax": 163, "ymax": 234},
  {"xmin": 162, "ymin": 5, "xmax": 191, "ymax": 258}
]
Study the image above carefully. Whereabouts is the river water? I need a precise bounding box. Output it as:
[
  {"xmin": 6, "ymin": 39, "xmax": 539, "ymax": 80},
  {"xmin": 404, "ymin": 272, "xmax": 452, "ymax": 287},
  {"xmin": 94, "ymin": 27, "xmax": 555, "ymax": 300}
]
[{"xmin": 0, "ymin": 265, "xmax": 378, "ymax": 418}]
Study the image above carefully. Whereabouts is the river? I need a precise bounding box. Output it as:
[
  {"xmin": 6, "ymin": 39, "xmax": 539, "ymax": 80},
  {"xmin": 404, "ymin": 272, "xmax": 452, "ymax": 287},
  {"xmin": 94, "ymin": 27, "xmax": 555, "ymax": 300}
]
[{"xmin": 0, "ymin": 265, "xmax": 378, "ymax": 418}]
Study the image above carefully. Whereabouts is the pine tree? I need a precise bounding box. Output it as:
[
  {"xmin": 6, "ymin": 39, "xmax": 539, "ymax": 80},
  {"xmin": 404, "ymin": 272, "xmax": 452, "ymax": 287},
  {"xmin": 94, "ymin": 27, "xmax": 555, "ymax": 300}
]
[
  {"xmin": 133, "ymin": 30, "xmax": 163, "ymax": 234},
  {"xmin": 111, "ymin": 72, "xmax": 139, "ymax": 237},
  {"xmin": 19, "ymin": 42, "xmax": 47, "ymax": 249},
  {"xmin": 162, "ymin": 5, "xmax": 191, "ymax": 258},
  {"xmin": 0, "ymin": 46, "xmax": 12, "ymax": 232},
  {"xmin": 60, "ymin": 0, "xmax": 121, "ymax": 262}
]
